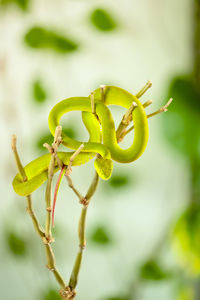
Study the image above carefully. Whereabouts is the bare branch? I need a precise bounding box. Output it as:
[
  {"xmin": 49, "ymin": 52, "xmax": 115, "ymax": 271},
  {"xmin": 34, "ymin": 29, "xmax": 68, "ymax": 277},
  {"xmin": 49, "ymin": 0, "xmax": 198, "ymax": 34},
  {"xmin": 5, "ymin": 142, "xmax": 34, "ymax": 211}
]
[{"xmin": 136, "ymin": 80, "xmax": 152, "ymax": 98}]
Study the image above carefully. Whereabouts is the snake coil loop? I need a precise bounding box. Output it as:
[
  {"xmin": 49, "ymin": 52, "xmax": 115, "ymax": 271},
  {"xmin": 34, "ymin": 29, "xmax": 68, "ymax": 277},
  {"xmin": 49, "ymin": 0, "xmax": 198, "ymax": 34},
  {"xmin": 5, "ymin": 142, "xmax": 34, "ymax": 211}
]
[{"xmin": 13, "ymin": 86, "xmax": 149, "ymax": 196}]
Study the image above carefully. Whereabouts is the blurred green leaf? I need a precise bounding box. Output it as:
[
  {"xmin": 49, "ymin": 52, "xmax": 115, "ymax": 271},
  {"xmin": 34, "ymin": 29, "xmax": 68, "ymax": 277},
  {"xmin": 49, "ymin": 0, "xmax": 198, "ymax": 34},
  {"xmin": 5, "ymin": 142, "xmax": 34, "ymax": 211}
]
[
  {"xmin": 36, "ymin": 127, "xmax": 76, "ymax": 152},
  {"xmin": 90, "ymin": 8, "xmax": 117, "ymax": 31},
  {"xmin": 177, "ymin": 286, "xmax": 194, "ymax": 300},
  {"xmin": 104, "ymin": 297, "xmax": 129, "ymax": 300},
  {"xmin": 162, "ymin": 76, "xmax": 200, "ymax": 159},
  {"xmin": 33, "ymin": 80, "xmax": 47, "ymax": 103},
  {"xmin": 24, "ymin": 27, "xmax": 79, "ymax": 53},
  {"xmin": 42, "ymin": 289, "xmax": 61, "ymax": 300},
  {"xmin": 0, "ymin": 0, "xmax": 29, "ymax": 10},
  {"xmin": 173, "ymin": 204, "xmax": 200, "ymax": 276},
  {"xmin": 108, "ymin": 174, "xmax": 131, "ymax": 189},
  {"xmin": 139, "ymin": 260, "xmax": 171, "ymax": 281},
  {"xmin": 90, "ymin": 225, "xmax": 112, "ymax": 245},
  {"xmin": 6, "ymin": 231, "xmax": 27, "ymax": 257}
]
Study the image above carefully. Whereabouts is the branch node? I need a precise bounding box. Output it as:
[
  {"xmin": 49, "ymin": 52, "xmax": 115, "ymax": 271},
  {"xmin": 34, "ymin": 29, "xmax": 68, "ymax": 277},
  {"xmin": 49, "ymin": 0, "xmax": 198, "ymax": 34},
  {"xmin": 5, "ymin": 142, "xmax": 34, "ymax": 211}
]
[
  {"xmin": 26, "ymin": 207, "xmax": 34, "ymax": 216},
  {"xmin": 43, "ymin": 143, "xmax": 54, "ymax": 153},
  {"xmin": 46, "ymin": 264, "xmax": 55, "ymax": 271},
  {"xmin": 59, "ymin": 287, "xmax": 76, "ymax": 300},
  {"xmin": 42, "ymin": 236, "xmax": 55, "ymax": 245},
  {"xmin": 79, "ymin": 244, "xmax": 86, "ymax": 250},
  {"xmin": 46, "ymin": 206, "xmax": 52, "ymax": 212},
  {"xmin": 80, "ymin": 197, "xmax": 89, "ymax": 206}
]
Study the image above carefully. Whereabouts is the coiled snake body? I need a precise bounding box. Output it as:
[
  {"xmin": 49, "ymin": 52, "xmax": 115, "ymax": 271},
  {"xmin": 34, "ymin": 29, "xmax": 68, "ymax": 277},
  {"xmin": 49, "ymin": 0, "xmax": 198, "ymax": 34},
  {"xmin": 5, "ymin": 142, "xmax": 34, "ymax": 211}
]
[{"xmin": 13, "ymin": 86, "xmax": 149, "ymax": 196}]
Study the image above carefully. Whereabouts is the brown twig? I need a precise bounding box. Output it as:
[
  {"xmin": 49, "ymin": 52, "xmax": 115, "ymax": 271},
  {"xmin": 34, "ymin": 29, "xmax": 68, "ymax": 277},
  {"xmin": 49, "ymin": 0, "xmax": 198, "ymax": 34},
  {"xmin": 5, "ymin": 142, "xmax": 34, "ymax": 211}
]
[
  {"xmin": 119, "ymin": 98, "xmax": 173, "ymax": 141},
  {"xmin": 11, "ymin": 134, "xmax": 66, "ymax": 289},
  {"xmin": 136, "ymin": 80, "xmax": 152, "ymax": 98},
  {"xmin": 43, "ymin": 125, "xmax": 62, "ymax": 242}
]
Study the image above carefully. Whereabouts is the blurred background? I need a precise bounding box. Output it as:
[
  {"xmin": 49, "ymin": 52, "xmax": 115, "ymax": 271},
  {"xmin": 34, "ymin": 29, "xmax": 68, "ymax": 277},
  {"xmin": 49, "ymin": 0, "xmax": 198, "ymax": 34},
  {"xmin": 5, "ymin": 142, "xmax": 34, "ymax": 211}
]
[{"xmin": 0, "ymin": 0, "xmax": 200, "ymax": 299}]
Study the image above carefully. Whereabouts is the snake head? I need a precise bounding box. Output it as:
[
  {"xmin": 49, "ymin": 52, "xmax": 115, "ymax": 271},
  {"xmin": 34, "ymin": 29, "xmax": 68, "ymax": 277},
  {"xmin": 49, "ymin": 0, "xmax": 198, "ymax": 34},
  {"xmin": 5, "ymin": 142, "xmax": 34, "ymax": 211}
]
[{"xmin": 94, "ymin": 156, "xmax": 113, "ymax": 180}]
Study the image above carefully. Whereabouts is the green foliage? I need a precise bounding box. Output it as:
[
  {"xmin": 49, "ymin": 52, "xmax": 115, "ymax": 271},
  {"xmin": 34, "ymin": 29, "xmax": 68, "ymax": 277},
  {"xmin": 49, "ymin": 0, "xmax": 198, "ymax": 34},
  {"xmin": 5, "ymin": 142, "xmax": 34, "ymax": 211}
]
[
  {"xmin": 90, "ymin": 8, "xmax": 117, "ymax": 31},
  {"xmin": 6, "ymin": 231, "xmax": 27, "ymax": 257},
  {"xmin": 162, "ymin": 76, "xmax": 200, "ymax": 160},
  {"xmin": 177, "ymin": 286, "xmax": 194, "ymax": 300},
  {"xmin": 24, "ymin": 27, "xmax": 79, "ymax": 53},
  {"xmin": 0, "ymin": 0, "xmax": 29, "ymax": 10},
  {"xmin": 172, "ymin": 204, "xmax": 200, "ymax": 276},
  {"xmin": 105, "ymin": 297, "xmax": 129, "ymax": 300},
  {"xmin": 139, "ymin": 259, "xmax": 171, "ymax": 281},
  {"xmin": 33, "ymin": 80, "xmax": 47, "ymax": 103},
  {"xmin": 42, "ymin": 289, "xmax": 61, "ymax": 300},
  {"xmin": 90, "ymin": 225, "xmax": 112, "ymax": 245},
  {"xmin": 36, "ymin": 128, "xmax": 76, "ymax": 152},
  {"xmin": 108, "ymin": 173, "xmax": 131, "ymax": 189}
]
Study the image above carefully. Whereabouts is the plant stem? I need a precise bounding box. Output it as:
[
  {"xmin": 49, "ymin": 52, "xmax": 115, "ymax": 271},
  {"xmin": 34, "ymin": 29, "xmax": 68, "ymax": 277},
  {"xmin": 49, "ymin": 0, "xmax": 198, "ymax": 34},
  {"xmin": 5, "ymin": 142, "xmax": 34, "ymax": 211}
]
[
  {"xmin": 45, "ymin": 155, "xmax": 55, "ymax": 240},
  {"xmin": 44, "ymin": 126, "xmax": 62, "ymax": 241},
  {"xmin": 69, "ymin": 206, "xmax": 87, "ymax": 289},
  {"xmin": 26, "ymin": 195, "xmax": 45, "ymax": 238},
  {"xmin": 68, "ymin": 171, "xmax": 99, "ymax": 291},
  {"xmin": 116, "ymin": 81, "xmax": 152, "ymax": 142},
  {"xmin": 11, "ymin": 135, "xmax": 66, "ymax": 290},
  {"xmin": 136, "ymin": 80, "xmax": 152, "ymax": 98},
  {"xmin": 116, "ymin": 102, "xmax": 137, "ymax": 142},
  {"xmin": 45, "ymin": 244, "xmax": 66, "ymax": 288},
  {"xmin": 120, "ymin": 98, "xmax": 173, "ymax": 141}
]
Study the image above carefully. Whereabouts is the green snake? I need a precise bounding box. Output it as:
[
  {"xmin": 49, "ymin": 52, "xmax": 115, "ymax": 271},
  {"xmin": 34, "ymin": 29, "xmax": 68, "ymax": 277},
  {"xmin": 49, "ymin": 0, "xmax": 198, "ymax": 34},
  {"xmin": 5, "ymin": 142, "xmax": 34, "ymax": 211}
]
[{"xmin": 13, "ymin": 86, "xmax": 149, "ymax": 196}]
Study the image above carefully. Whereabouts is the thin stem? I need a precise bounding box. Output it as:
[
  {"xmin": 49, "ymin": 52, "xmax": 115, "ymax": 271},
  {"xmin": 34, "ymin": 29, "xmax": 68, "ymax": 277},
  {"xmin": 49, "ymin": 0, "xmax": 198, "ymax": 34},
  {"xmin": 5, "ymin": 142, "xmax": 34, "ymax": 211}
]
[
  {"xmin": 136, "ymin": 80, "xmax": 152, "ymax": 98},
  {"xmin": 26, "ymin": 195, "xmax": 45, "ymax": 238},
  {"xmin": 11, "ymin": 135, "xmax": 45, "ymax": 238},
  {"xmin": 90, "ymin": 92, "xmax": 95, "ymax": 114},
  {"xmin": 69, "ymin": 206, "xmax": 87, "ymax": 290},
  {"xmin": 45, "ymin": 155, "xmax": 55, "ymax": 240},
  {"xmin": 65, "ymin": 144, "xmax": 86, "ymax": 204},
  {"xmin": 68, "ymin": 171, "xmax": 99, "ymax": 291},
  {"xmin": 45, "ymin": 244, "xmax": 66, "ymax": 288},
  {"xmin": 11, "ymin": 135, "xmax": 66, "ymax": 290},
  {"xmin": 44, "ymin": 126, "xmax": 62, "ymax": 241},
  {"xmin": 116, "ymin": 102, "xmax": 137, "ymax": 142},
  {"xmin": 100, "ymin": 85, "xmax": 106, "ymax": 102},
  {"xmin": 65, "ymin": 174, "xmax": 85, "ymax": 203},
  {"xmin": 120, "ymin": 98, "xmax": 173, "ymax": 140},
  {"xmin": 146, "ymin": 98, "xmax": 173, "ymax": 118},
  {"xmin": 11, "ymin": 134, "xmax": 27, "ymax": 181},
  {"xmin": 52, "ymin": 165, "xmax": 67, "ymax": 227},
  {"xmin": 143, "ymin": 99, "xmax": 153, "ymax": 108},
  {"xmin": 85, "ymin": 171, "xmax": 99, "ymax": 201},
  {"xmin": 66, "ymin": 144, "xmax": 84, "ymax": 173}
]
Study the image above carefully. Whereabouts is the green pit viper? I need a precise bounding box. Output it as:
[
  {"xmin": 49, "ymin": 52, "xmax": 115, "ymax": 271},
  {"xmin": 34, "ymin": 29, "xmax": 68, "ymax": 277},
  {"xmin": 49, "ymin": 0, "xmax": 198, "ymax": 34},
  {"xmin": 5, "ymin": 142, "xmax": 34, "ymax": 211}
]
[{"xmin": 13, "ymin": 86, "xmax": 149, "ymax": 196}]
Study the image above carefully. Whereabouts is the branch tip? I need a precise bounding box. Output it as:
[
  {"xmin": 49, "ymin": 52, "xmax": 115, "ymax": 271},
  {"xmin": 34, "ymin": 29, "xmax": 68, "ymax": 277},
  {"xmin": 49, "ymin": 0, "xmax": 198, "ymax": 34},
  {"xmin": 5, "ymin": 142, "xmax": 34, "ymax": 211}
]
[
  {"xmin": 147, "ymin": 80, "xmax": 152, "ymax": 88},
  {"xmin": 90, "ymin": 92, "xmax": 95, "ymax": 114},
  {"xmin": 136, "ymin": 80, "xmax": 152, "ymax": 98},
  {"xmin": 143, "ymin": 99, "xmax": 153, "ymax": 108},
  {"xmin": 100, "ymin": 85, "xmax": 106, "ymax": 102},
  {"xmin": 163, "ymin": 98, "xmax": 173, "ymax": 111},
  {"xmin": 11, "ymin": 134, "xmax": 17, "ymax": 150},
  {"xmin": 54, "ymin": 126, "xmax": 62, "ymax": 144}
]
